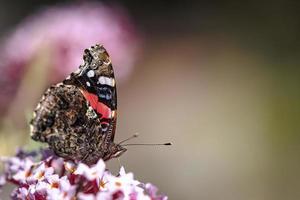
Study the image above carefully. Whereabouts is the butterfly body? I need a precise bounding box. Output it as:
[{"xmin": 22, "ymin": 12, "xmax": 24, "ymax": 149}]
[{"xmin": 30, "ymin": 45, "xmax": 126, "ymax": 164}]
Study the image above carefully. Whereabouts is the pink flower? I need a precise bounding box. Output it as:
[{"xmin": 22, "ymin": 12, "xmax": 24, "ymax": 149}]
[
  {"xmin": 59, "ymin": 176, "xmax": 77, "ymax": 199},
  {"xmin": 104, "ymin": 167, "xmax": 140, "ymax": 195},
  {"xmin": 32, "ymin": 163, "xmax": 54, "ymax": 181},
  {"xmin": 1, "ymin": 149, "xmax": 167, "ymax": 200},
  {"xmin": 46, "ymin": 175, "xmax": 76, "ymax": 200},
  {"xmin": 78, "ymin": 193, "xmax": 96, "ymax": 200},
  {"xmin": 11, "ymin": 187, "xmax": 30, "ymax": 199},
  {"xmin": 74, "ymin": 159, "xmax": 105, "ymax": 181},
  {"xmin": 5, "ymin": 157, "xmax": 35, "ymax": 184},
  {"xmin": 144, "ymin": 183, "xmax": 168, "ymax": 200}
]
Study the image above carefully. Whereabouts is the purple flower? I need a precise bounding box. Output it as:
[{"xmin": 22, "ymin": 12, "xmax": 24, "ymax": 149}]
[
  {"xmin": 32, "ymin": 163, "xmax": 54, "ymax": 181},
  {"xmin": 3, "ymin": 156, "xmax": 34, "ymax": 183},
  {"xmin": 104, "ymin": 167, "xmax": 140, "ymax": 196},
  {"xmin": 74, "ymin": 159, "xmax": 105, "ymax": 181},
  {"xmin": 1, "ymin": 149, "xmax": 167, "ymax": 200},
  {"xmin": 11, "ymin": 187, "xmax": 30, "ymax": 200},
  {"xmin": 144, "ymin": 183, "xmax": 168, "ymax": 200}
]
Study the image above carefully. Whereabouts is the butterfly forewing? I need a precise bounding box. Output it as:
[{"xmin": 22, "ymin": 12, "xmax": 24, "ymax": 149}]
[{"xmin": 64, "ymin": 45, "xmax": 117, "ymax": 142}]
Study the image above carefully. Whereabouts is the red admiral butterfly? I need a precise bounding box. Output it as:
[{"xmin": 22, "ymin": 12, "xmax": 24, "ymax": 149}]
[{"xmin": 30, "ymin": 45, "xmax": 126, "ymax": 164}]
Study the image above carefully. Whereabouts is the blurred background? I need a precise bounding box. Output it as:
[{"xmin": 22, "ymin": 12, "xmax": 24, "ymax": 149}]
[{"xmin": 0, "ymin": 0, "xmax": 299, "ymax": 199}]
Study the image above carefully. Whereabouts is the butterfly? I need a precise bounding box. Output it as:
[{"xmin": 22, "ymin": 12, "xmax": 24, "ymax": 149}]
[{"xmin": 30, "ymin": 45, "xmax": 126, "ymax": 164}]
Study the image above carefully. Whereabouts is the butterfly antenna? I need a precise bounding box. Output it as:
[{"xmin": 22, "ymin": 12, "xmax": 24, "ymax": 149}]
[
  {"xmin": 117, "ymin": 133, "xmax": 139, "ymax": 145},
  {"xmin": 122, "ymin": 142, "xmax": 172, "ymax": 146}
]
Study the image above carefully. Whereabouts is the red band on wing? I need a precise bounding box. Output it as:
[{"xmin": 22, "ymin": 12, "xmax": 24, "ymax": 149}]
[{"xmin": 81, "ymin": 90, "xmax": 111, "ymax": 119}]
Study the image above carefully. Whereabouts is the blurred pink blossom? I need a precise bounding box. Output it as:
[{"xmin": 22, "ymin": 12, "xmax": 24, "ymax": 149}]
[{"xmin": 0, "ymin": 2, "xmax": 141, "ymax": 114}]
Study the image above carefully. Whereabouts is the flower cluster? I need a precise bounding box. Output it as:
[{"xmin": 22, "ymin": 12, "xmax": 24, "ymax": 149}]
[{"xmin": 0, "ymin": 149, "xmax": 167, "ymax": 200}]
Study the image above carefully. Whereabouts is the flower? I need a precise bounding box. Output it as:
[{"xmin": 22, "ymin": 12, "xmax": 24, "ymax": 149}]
[
  {"xmin": 74, "ymin": 159, "xmax": 105, "ymax": 181},
  {"xmin": 11, "ymin": 187, "xmax": 30, "ymax": 200},
  {"xmin": 4, "ymin": 157, "xmax": 35, "ymax": 184},
  {"xmin": 1, "ymin": 149, "xmax": 167, "ymax": 200},
  {"xmin": 143, "ymin": 183, "xmax": 168, "ymax": 200},
  {"xmin": 104, "ymin": 167, "xmax": 140, "ymax": 196},
  {"xmin": 32, "ymin": 163, "xmax": 54, "ymax": 181}
]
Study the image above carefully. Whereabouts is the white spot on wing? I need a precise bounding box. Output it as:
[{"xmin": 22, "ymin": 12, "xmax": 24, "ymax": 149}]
[
  {"xmin": 87, "ymin": 70, "xmax": 95, "ymax": 78},
  {"xmin": 86, "ymin": 81, "xmax": 91, "ymax": 87},
  {"xmin": 106, "ymin": 78, "xmax": 112, "ymax": 86},
  {"xmin": 97, "ymin": 76, "xmax": 115, "ymax": 87},
  {"xmin": 98, "ymin": 76, "xmax": 106, "ymax": 85}
]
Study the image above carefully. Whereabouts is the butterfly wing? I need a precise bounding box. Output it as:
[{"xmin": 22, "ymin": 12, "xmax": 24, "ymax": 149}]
[{"xmin": 64, "ymin": 45, "xmax": 117, "ymax": 142}]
